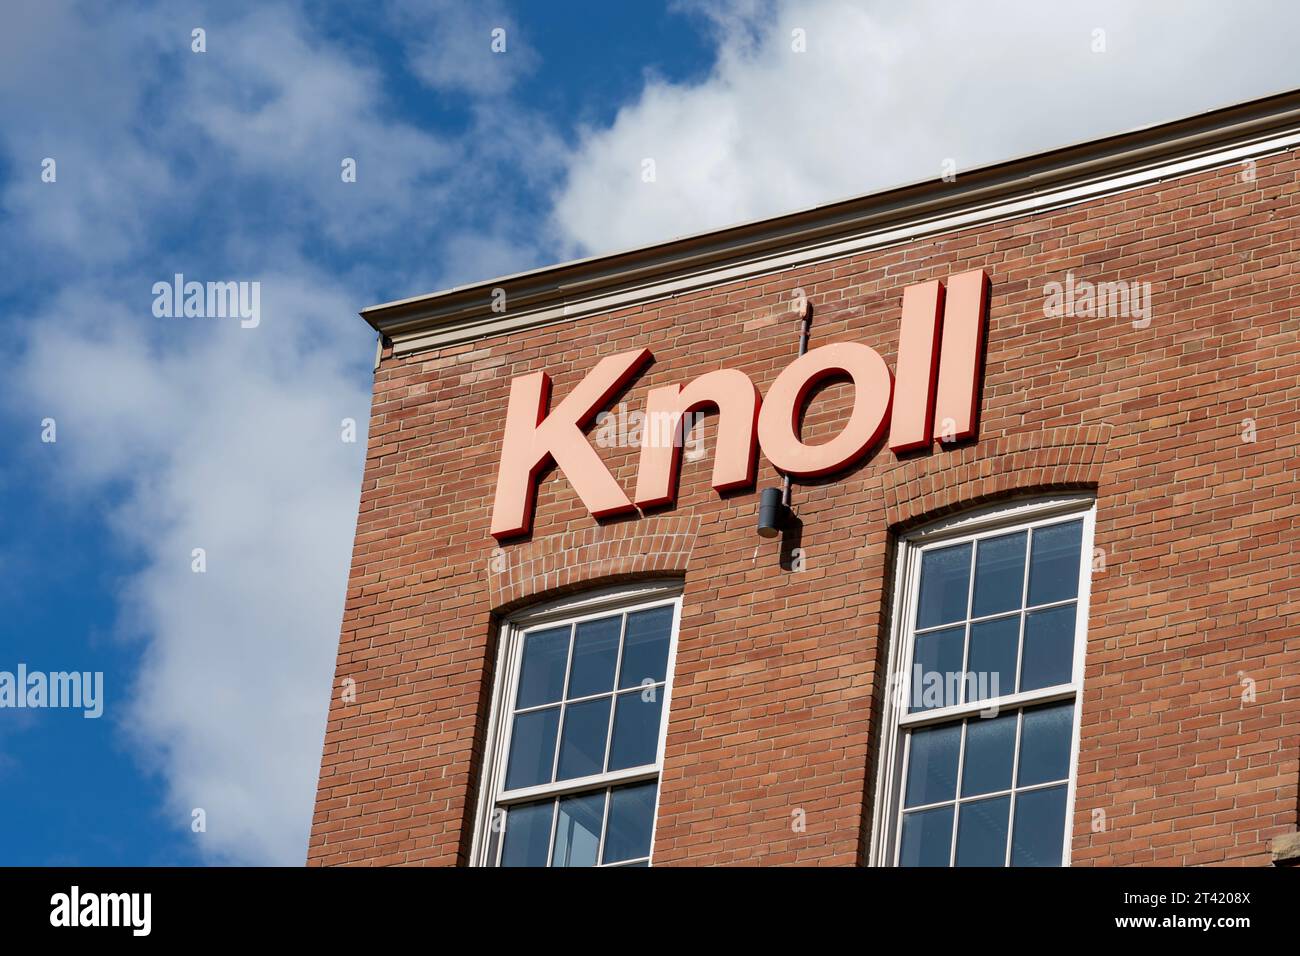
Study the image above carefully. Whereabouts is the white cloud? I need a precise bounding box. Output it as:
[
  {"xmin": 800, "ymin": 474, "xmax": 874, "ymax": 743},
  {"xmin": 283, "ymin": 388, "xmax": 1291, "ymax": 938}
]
[
  {"xmin": 10, "ymin": 274, "xmax": 371, "ymax": 865},
  {"xmin": 388, "ymin": 0, "xmax": 539, "ymax": 96},
  {"xmin": 551, "ymin": 0, "xmax": 1300, "ymax": 256},
  {"xmin": 182, "ymin": 6, "xmax": 462, "ymax": 246},
  {"xmin": 0, "ymin": 1, "xmax": 178, "ymax": 261},
  {"xmin": 0, "ymin": 1, "xmax": 405, "ymax": 865}
]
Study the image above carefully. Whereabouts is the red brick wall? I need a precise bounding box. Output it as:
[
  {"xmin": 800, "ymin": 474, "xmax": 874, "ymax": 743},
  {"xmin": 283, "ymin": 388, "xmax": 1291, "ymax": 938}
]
[{"xmin": 308, "ymin": 149, "xmax": 1300, "ymax": 866}]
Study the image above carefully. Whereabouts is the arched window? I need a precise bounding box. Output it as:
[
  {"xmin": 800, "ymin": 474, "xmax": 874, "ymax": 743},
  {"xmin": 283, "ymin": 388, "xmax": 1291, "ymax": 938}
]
[
  {"xmin": 472, "ymin": 580, "xmax": 683, "ymax": 867},
  {"xmin": 871, "ymin": 495, "xmax": 1096, "ymax": 867}
]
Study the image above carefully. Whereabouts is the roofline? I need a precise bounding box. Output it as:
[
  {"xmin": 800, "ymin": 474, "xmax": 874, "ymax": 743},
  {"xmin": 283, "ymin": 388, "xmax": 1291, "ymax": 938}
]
[{"xmin": 365, "ymin": 87, "xmax": 1300, "ymax": 356}]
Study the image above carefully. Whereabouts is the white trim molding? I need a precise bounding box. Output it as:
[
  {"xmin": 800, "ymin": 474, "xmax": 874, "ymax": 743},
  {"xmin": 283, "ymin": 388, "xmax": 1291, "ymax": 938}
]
[{"xmin": 363, "ymin": 88, "xmax": 1300, "ymax": 356}]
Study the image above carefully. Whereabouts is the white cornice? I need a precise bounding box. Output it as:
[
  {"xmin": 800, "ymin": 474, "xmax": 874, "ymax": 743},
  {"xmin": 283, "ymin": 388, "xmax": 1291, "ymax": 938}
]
[{"xmin": 364, "ymin": 89, "xmax": 1300, "ymax": 357}]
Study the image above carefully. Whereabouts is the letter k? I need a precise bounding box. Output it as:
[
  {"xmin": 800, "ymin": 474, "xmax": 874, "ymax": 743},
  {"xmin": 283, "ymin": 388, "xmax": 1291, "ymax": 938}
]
[{"xmin": 491, "ymin": 349, "xmax": 652, "ymax": 539}]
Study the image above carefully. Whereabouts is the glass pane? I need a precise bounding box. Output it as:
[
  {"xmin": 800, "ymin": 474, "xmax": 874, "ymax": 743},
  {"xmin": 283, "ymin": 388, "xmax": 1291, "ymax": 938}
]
[
  {"xmin": 569, "ymin": 615, "xmax": 622, "ymax": 699},
  {"xmin": 1027, "ymin": 520, "xmax": 1083, "ymax": 606},
  {"xmin": 603, "ymin": 780, "xmax": 657, "ymax": 864},
  {"xmin": 916, "ymin": 543, "xmax": 972, "ymax": 630},
  {"xmin": 485, "ymin": 813, "xmax": 502, "ymax": 868},
  {"xmin": 1018, "ymin": 701, "xmax": 1075, "ymax": 787},
  {"xmin": 552, "ymin": 791, "xmax": 605, "ymax": 867},
  {"xmin": 500, "ymin": 800, "xmax": 554, "ymax": 867},
  {"xmin": 1019, "ymin": 604, "xmax": 1076, "ymax": 691},
  {"xmin": 504, "ymin": 707, "xmax": 560, "ymax": 790},
  {"xmin": 967, "ymin": 615, "xmax": 1019, "ymax": 703},
  {"xmin": 1010, "ymin": 784, "xmax": 1068, "ymax": 866},
  {"xmin": 955, "ymin": 795, "xmax": 1010, "ymax": 867},
  {"xmin": 972, "ymin": 531, "xmax": 1027, "ymax": 618},
  {"xmin": 899, "ymin": 805, "xmax": 954, "ymax": 866},
  {"xmin": 556, "ymin": 697, "xmax": 612, "ymax": 781},
  {"xmin": 608, "ymin": 689, "xmax": 663, "ymax": 771},
  {"xmin": 619, "ymin": 605, "xmax": 674, "ymax": 689},
  {"xmin": 516, "ymin": 626, "xmax": 570, "ymax": 709},
  {"xmin": 909, "ymin": 625, "xmax": 965, "ymax": 712},
  {"xmin": 961, "ymin": 712, "xmax": 1016, "ymax": 797},
  {"xmin": 904, "ymin": 723, "xmax": 961, "ymax": 808}
]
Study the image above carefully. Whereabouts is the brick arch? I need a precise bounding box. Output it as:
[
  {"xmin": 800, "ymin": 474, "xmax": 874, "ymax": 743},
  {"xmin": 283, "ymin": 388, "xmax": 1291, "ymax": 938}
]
[
  {"xmin": 882, "ymin": 424, "xmax": 1114, "ymax": 531},
  {"xmin": 487, "ymin": 514, "xmax": 701, "ymax": 613}
]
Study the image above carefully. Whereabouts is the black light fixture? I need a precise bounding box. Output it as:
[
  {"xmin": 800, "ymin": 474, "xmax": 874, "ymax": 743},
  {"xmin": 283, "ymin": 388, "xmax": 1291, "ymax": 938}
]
[
  {"xmin": 757, "ymin": 298, "xmax": 812, "ymax": 541},
  {"xmin": 757, "ymin": 487, "xmax": 788, "ymax": 538}
]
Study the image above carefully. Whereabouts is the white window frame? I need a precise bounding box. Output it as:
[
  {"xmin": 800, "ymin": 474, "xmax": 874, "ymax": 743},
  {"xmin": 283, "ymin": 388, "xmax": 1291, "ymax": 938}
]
[
  {"xmin": 869, "ymin": 494, "xmax": 1096, "ymax": 867},
  {"xmin": 470, "ymin": 579, "xmax": 683, "ymax": 867}
]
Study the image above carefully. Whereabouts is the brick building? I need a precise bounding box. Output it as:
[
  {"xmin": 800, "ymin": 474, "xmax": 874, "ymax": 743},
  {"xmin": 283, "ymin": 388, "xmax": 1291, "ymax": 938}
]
[{"xmin": 308, "ymin": 89, "xmax": 1300, "ymax": 867}]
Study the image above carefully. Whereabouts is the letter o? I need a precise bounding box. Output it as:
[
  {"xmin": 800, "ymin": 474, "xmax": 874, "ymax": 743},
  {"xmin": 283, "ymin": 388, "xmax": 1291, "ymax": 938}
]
[{"xmin": 757, "ymin": 342, "xmax": 893, "ymax": 477}]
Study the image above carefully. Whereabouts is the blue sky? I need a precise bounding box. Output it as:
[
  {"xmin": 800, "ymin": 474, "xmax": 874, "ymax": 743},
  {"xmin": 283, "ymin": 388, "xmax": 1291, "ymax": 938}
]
[{"xmin": 1, "ymin": 0, "xmax": 1297, "ymax": 866}]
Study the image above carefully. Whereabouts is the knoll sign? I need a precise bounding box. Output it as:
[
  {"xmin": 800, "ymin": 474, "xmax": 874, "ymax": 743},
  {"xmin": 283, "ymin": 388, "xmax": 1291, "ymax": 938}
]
[{"xmin": 490, "ymin": 270, "xmax": 990, "ymax": 540}]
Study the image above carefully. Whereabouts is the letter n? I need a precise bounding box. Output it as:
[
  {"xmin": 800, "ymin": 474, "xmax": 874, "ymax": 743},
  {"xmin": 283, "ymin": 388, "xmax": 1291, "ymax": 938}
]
[
  {"xmin": 490, "ymin": 349, "xmax": 652, "ymax": 539},
  {"xmin": 633, "ymin": 368, "xmax": 760, "ymax": 508}
]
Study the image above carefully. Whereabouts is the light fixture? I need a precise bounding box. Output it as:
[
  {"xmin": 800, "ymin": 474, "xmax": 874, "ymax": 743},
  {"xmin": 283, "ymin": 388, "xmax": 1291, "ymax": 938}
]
[
  {"xmin": 757, "ymin": 487, "xmax": 788, "ymax": 538},
  {"xmin": 757, "ymin": 299, "xmax": 812, "ymax": 541}
]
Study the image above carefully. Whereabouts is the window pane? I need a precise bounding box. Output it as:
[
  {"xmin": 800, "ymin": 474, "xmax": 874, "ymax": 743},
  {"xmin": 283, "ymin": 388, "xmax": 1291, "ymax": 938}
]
[
  {"xmin": 967, "ymin": 615, "xmax": 1019, "ymax": 703},
  {"xmin": 504, "ymin": 707, "xmax": 560, "ymax": 790},
  {"xmin": 904, "ymin": 723, "xmax": 961, "ymax": 808},
  {"xmin": 608, "ymin": 689, "xmax": 663, "ymax": 771},
  {"xmin": 1019, "ymin": 604, "xmax": 1076, "ymax": 691},
  {"xmin": 552, "ymin": 792, "xmax": 605, "ymax": 867},
  {"xmin": 516, "ymin": 626, "xmax": 570, "ymax": 709},
  {"xmin": 955, "ymin": 795, "xmax": 1010, "ymax": 867},
  {"xmin": 1018, "ymin": 701, "xmax": 1074, "ymax": 787},
  {"xmin": 556, "ymin": 697, "xmax": 612, "ymax": 781},
  {"xmin": 500, "ymin": 799, "xmax": 554, "ymax": 867},
  {"xmin": 972, "ymin": 531, "xmax": 1027, "ymax": 618},
  {"xmin": 1027, "ymin": 520, "xmax": 1083, "ymax": 606},
  {"xmin": 909, "ymin": 625, "xmax": 965, "ymax": 712},
  {"xmin": 603, "ymin": 781, "xmax": 657, "ymax": 863},
  {"xmin": 916, "ymin": 543, "xmax": 972, "ymax": 629},
  {"xmin": 619, "ymin": 606, "xmax": 673, "ymax": 689},
  {"xmin": 1010, "ymin": 784, "xmax": 1068, "ymax": 866},
  {"xmin": 961, "ymin": 712, "xmax": 1016, "ymax": 797},
  {"xmin": 899, "ymin": 805, "xmax": 954, "ymax": 866},
  {"xmin": 569, "ymin": 615, "xmax": 622, "ymax": 698}
]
